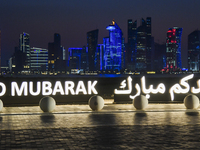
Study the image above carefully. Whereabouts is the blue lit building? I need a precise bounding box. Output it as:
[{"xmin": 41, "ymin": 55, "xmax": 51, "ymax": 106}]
[
  {"xmin": 188, "ymin": 30, "xmax": 200, "ymax": 71},
  {"xmin": 166, "ymin": 27, "xmax": 183, "ymax": 71},
  {"xmin": 103, "ymin": 20, "xmax": 124, "ymax": 71}
]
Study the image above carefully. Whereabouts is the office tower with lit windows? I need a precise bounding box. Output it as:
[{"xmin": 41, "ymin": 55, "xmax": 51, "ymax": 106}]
[
  {"xmin": 87, "ymin": 29, "xmax": 99, "ymax": 71},
  {"xmin": 188, "ymin": 30, "xmax": 200, "ymax": 71},
  {"xmin": 30, "ymin": 47, "xmax": 48, "ymax": 71},
  {"xmin": 166, "ymin": 27, "xmax": 183, "ymax": 71},
  {"xmin": 103, "ymin": 20, "xmax": 124, "ymax": 71},
  {"xmin": 48, "ymin": 33, "xmax": 66, "ymax": 72},
  {"xmin": 136, "ymin": 17, "xmax": 152, "ymax": 71},
  {"xmin": 127, "ymin": 19, "xmax": 137, "ymax": 71},
  {"xmin": 19, "ymin": 32, "xmax": 30, "ymax": 69}
]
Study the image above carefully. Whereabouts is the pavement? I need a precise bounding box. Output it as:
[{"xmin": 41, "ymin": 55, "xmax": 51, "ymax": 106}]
[{"xmin": 1, "ymin": 100, "xmax": 200, "ymax": 149}]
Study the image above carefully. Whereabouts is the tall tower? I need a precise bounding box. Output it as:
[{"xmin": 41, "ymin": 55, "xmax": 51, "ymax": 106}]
[
  {"xmin": 19, "ymin": 32, "xmax": 30, "ymax": 69},
  {"xmin": 87, "ymin": 29, "xmax": 99, "ymax": 71},
  {"xmin": 103, "ymin": 20, "xmax": 124, "ymax": 71},
  {"xmin": 166, "ymin": 27, "xmax": 183, "ymax": 71},
  {"xmin": 127, "ymin": 19, "xmax": 137, "ymax": 70},
  {"xmin": 188, "ymin": 30, "xmax": 200, "ymax": 71}
]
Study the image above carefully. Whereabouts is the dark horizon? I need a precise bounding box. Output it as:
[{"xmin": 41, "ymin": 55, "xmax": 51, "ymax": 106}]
[{"xmin": 0, "ymin": 0, "xmax": 200, "ymax": 67}]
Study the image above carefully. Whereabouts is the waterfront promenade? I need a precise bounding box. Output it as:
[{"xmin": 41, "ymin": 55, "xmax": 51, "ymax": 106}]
[{"xmin": 1, "ymin": 100, "xmax": 200, "ymax": 149}]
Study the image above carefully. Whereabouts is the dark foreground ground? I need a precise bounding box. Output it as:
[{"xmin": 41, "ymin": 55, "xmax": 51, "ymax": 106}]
[{"xmin": 1, "ymin": 101, "xmax": 200, "ymax": 149}]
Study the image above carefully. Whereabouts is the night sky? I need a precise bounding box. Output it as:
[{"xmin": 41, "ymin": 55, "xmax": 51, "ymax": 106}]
[{"xmin": 0, "ymin": 0, "xmax": 200, "ymax": 67}]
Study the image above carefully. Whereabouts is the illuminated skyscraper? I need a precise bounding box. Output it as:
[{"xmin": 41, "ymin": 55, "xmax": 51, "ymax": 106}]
[
  {"xmin": 188, "ymin": 30, "xmax": 200, "ymax": 71},
  {"xmin": 87, "ymin": 29, "xmax": 99, "ymax": 71},
  {"xmin": 103, "ymin": 20, "xmax": 124, "ymax": 71},
  {"xmin": 19, "ymin": 32, "xmax": 30, "ymax": 69},
  {"xmin": 166, "ymin": 27, "xmax": 183, "ymax": 71},
  {"xmin": 127, "ymin": 19, "xmax": 137, "ymax": 70}
]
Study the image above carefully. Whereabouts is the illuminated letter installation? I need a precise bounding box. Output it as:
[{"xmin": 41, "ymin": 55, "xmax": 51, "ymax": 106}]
[
  {"xmin": 114, "ymin": 74, "xmax": 200, "ymax": 101},
  {"xmin": 0, "ymin": 80, "xmax": 98, "ymax": 97}
]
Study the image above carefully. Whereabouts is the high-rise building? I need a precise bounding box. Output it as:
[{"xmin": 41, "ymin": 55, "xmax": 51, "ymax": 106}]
[
  {"xmin": 87, "ymin": 29, "xmax": 99, "ymax": 71},
  {"xmin": 127, "ymin": 19, "xmax": 137, "ymax": 71},
  {"xmin": 188, "ymin": 30, "xmax": 200, "ymax": 71},
  {"xmin": 48, "ymin": 33, "xmax": 66, "ymax": 72},
  {"xmin": 166, "ymin": 27, "xmax": 183, "ymax": 71},
  {"xmin": 30, "ymin": 47, "xmax": 48, "ymax": 71},
  {"xmin": 19, "ymin": 32, "xmax": 30, "ymax": 69},
  {"xmin": 136, "ymin": 17, "xmax": 152, "ymax": 71},
  {"xmin": 103, "ymin": 20, "xmax": 124, "ymax": 71}
]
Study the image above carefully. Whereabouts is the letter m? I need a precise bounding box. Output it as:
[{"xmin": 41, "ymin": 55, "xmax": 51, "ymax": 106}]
[{"xmin": 11, "ymin": 82, "xmax": 28, "ymax": 96}]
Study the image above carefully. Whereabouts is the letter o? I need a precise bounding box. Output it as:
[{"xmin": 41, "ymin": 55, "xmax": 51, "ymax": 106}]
[{"xmin": 0, "ymin": 83, "xmax": 6, "ymax": 96}]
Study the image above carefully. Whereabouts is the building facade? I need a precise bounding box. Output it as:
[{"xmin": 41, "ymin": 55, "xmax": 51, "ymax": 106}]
[
  {"xmin": 166, "ymin": 27, "xmax": 183, "ymax": 71},
  {"xmin": 188, "ymin": 30, "xmax": 200, "ymax": 71},
  {"xmin": 30, "ymin": 47, "xmax": 48, "ymax": 71}
]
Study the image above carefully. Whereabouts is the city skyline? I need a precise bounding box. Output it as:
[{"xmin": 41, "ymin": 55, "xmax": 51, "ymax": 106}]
[{"xmin": 0, "ymin": 0, "xmax": 200, "ymax": 67}]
